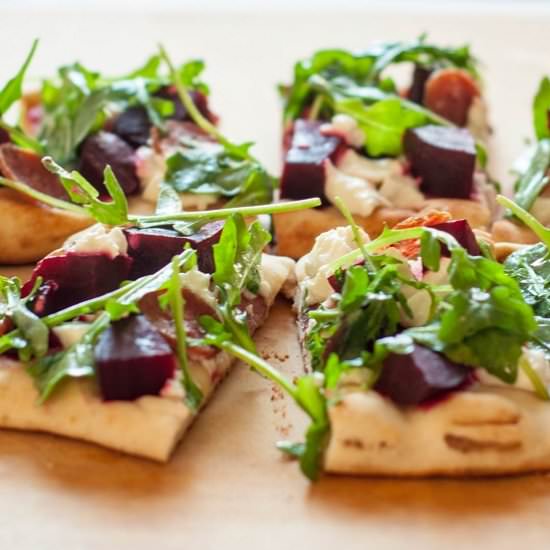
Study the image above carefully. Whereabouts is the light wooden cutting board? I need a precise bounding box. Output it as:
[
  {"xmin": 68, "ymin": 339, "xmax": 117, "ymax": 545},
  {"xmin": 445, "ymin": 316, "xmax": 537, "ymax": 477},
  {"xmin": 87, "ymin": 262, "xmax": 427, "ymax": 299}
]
[{"xmin": 1, "ymin": 4, "xmax": 550, "ymax": 549}]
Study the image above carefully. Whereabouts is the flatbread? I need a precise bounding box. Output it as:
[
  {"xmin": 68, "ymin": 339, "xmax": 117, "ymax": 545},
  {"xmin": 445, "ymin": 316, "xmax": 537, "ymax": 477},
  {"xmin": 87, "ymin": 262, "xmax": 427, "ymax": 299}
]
[
  {"xmin": 0, "ymin": 189, "xmax": 93, "ymax": 264},
  {"xmin": 325, "ymin": 385, "xmax": 550, "ymax": 476},
  {"xmin": 0, "ymin": 254, "xmax": 294, "ymax": 460}
]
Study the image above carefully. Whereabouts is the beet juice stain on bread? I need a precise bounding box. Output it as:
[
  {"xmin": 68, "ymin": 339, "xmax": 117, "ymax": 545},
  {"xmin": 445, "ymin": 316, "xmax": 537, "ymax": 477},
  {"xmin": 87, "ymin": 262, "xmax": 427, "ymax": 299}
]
[
  {"xmin": 276, "ymin": 37, "xmax": 497, "ymax": 259},
  {"xmin": 0, "ymin": 41, "xmax": 274, "ymax": 264}
]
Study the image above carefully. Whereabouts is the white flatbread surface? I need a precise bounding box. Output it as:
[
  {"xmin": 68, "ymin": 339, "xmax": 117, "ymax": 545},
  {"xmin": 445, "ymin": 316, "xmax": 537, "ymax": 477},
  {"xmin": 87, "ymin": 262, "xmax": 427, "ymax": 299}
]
[{"xmin": 326, "ymin": 385, "xmax": 550, "ymax": 476}]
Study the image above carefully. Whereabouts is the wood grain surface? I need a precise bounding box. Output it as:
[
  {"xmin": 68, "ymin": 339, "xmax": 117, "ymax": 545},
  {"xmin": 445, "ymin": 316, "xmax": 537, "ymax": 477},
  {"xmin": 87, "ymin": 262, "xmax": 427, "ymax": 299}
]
[{"xmin": 1, "ymin": 5, "xmax": 550, "ymax": 549}]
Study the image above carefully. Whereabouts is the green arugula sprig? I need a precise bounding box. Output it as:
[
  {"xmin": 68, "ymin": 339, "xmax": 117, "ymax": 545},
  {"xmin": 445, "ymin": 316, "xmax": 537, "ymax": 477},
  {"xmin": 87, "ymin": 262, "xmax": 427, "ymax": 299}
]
[
  {"xmin": 500, "ymin": 195, "xmax": 550, "ymax": 365},
  {"xmin": 199, "ymin": 316, "xmax": 329, "ymax": 481},
  {"xmin": 282, "ymin": 36, "xmax": 478, "ymax": 122},
  {"xmin": 509, "ymin": 77, "xmax": 550, "ymax": 214}
]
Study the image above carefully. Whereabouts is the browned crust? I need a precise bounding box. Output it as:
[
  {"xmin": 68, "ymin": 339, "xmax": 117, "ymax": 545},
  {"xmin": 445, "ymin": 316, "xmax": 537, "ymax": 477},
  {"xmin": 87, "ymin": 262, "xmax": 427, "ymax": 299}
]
[
  {"xmin": 0, "ymin": 189, "xmax": 93, "ymax": 264},
  {"xmin": 274, "ymin": 199, "xmax": 491, "ymax": 259},
  {"xmin": 492, "ymin": 219, "xmax": 539, "ymax": 245}
]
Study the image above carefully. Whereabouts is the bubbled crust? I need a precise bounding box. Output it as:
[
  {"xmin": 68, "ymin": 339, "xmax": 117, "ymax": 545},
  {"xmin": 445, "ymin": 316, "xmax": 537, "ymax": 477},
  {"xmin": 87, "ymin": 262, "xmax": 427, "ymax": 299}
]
[{"xmin": 0, "ymin": 189, "xmax": 93, "ymax": 264}]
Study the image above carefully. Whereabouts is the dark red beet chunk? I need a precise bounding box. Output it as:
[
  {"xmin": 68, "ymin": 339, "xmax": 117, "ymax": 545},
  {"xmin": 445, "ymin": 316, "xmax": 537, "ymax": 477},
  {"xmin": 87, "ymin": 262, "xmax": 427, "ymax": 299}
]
[
  {"xmin": 431, "ymin": 219, "xmax": 481, "ymax": 256},
  {"xmin": 0, "ymin": 143, "xmax": 67, "ymax": 199},
  {"xmin": 78, "ymin": 131, "xmax": 140, "ymax": 195},
  {"xmin": 280, "ymin": 119, "xmax": 343, "ymax": 202},
  {"xmin": 0, "ymin": 127, "xmax": 10, "ymax": 144},
  {"xmin": 95, "ymin": 315, "xmax": 176, "ymax": 401},
  {"xmin": 404, "ymin": 125, "xmax": 476, "ymax": 199},
  {"xmin": 112, "ymin": 106, "xmax": 152, "ymax": 148},
  {"xmin": 374, "ymin": 344, "xmax": 470, "ymax": 406},
  {"xmin": 124, "ymin": 221, "xmax": 223, "ymax": 278},
  {"xmin": 23, "ymin": 252, "xmax": 132, "ymax": 315},
  {"xmin": 408, "ymin": 65, "xmax": 433, "ymax": 105},
  {"xmin": 155, "ymin": 87, "xmax": 217, "ymax": 125}
]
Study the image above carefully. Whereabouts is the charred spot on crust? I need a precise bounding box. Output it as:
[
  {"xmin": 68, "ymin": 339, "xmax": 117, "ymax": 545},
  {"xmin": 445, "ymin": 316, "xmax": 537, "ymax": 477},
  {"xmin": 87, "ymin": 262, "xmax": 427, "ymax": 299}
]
[{"xmin": 444, "ymin": 434, "xmax": 521, "ymax": 453}]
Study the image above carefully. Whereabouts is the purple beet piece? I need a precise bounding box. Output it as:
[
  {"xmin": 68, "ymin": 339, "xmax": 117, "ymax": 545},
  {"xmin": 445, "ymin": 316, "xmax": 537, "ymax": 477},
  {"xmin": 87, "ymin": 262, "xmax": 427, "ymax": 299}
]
[
  {"xmin": 431, "ymin": 219, "xmax": 481, "ymax": 256},
  {"xmin": 374, "ymin": 344, "xmax": 470, "ymax": 406},
  {"xmin": 95, "ymin": 315, "xmax": 176, "ymax": 401},
  {"xmin": 78, "ymin": 131, "xmax": 140, "ymax": 196},
  {"xmin": 124, "ymin": 221, "xmax": 224, "ymax": 278},
  {"xmin": 408, "ymin": 65, "xmax": 433, "ymax": 104},
  {"xmin": 112, "ymin": 106, "xmax": 152, "ymax": 148},
  {"xmin": 280, "ymin": 119, "xmax": 343, "ymax": 202},
  {"xmin": 0, "ymin": 127, "xmax": 9, "ymax": 144},
  {"xmin": 155, "ymin": 87, "xmax": 217, "ymax": 124},
  {"xmin": 23, "ymin": 252, "xmax": 132, "ymax": 315},
  {"xmin": 403, "ymin": 125, "xmax": 476, "ymax": 199}
]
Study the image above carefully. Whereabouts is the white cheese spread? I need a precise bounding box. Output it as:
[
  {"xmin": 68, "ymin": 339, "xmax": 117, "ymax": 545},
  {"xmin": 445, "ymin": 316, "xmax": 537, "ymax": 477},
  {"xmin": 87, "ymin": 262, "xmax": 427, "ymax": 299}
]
[
  {"xmin": 320, "ymin": 114, "xmax": 365, "ymax": 148},
  {"xmin": 325, "ymin": 160, "xmax": 387, "ymax": 218},
  {"xmin": 258, "ymin": 254, "xmax": 296, "ymax": 304},
  {"xmin": 296, "ymin": 226, "xmax": 369, "ymax": 306},
  {"xmin": 63, "ymin": 224, "xmax": 128, "ymax": 257}
]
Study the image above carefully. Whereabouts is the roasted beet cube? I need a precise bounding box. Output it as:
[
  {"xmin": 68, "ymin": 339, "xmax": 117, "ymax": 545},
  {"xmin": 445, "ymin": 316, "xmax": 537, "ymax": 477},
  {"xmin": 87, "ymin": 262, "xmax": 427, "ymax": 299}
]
[
  {"xmin": 431, "ymin": 219, "xmax": 481, "ymax": 256},
  {"xmin": 408, "ymin": 65, "xmax": 433, "ymax": 105},
  {"xmin": 124, "ymin": 221, "xmax": 223, "ymax": 278},
  {"xmin": 0, "ymin": 127, "xmax": 10, "ymax": 145},
  {"xmin": 23, "ymin": 252, "xmax": 132, "ymax": 315},
  {"xmin": 280, "ymin": 119, "xmax": 343, "ymax": 202},
  {"xmin": 95, "ymin": 315, "xmax": 176, "ymax": 401},
  {"xmin": 0, "ymin": 144, "xmax": 67, "ymax": 199},
  {"xmin": 404, "ymin": 125, "xmax": 476, "ymax": 199},
  {"xmin": 179, "ymin": 220, "xmax": 224, "ymax": 273},
  {"xmin": 111, "ymin": 106, "xmax": 152, "ymax": 148},
  {"xmin": 374, "ymin": 344, "xmax": 470, "ymax": 406},
  {"xmin": 78, "ymin": 131, "xmax": 140, "ymax": 196}
]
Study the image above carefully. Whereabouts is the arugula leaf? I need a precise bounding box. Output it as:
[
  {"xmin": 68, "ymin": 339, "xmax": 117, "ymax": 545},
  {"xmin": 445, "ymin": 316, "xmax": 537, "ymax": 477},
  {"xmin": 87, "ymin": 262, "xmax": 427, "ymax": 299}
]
[
  {"xmin": 43, "ymin": 156, "xmax": 129, "ymax": 225},
  {"xmin": 0, "ymin": 276, "xmax": 49, "ymax": 360},
  {"xmin": 505, "ymin": 243, "xmax": 550, "ymax": 318},
  {"xmin": 511, "ymin": 139, "xmax": 550, "ymax": 214},
  {"xmin": 211, "ymin": 214, "xmax": 271, "ymax": 351},
  {"xmin": 0, "ymin": 39, "xmax": 38, "ymax": 115},
  {"xmin": 164, "ymin": 147, "xmax": 273, "ymax": 204},
  {"xmin": 534, "ymin": 76, "xmax": 550, "ymax": 140},
  {"xmin": 27, "ymin": 313, "xmax": 109, "ymax": 403}
]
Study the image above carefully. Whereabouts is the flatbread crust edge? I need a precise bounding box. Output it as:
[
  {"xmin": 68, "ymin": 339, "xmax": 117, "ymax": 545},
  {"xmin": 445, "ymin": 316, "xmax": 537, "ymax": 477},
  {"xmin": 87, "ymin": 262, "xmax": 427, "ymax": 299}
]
[
  {"xmin": 0, "ymin": 254, "xmax": 295, "ymax": 461},
  {"xmin": 0, "ymin": 190, "xmax": 93, "ymax": 264},
  {"xmin": 325, "ymin": 385, "xmax": 550, "ymax": 476},
  {"xmin": 274, "ymin": 199, "xmax": 491, "ymax": 259},
  {"xmin": 0, "ymin": 355, "xmax": 228, "ymax": 462}
]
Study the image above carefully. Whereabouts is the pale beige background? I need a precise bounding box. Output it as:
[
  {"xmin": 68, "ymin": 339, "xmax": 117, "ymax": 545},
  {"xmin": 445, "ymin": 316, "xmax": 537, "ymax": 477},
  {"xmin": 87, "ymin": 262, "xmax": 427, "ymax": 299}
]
[{"xmin": 1, "ymin": 4, "xmax": 550, "ymax": 549}]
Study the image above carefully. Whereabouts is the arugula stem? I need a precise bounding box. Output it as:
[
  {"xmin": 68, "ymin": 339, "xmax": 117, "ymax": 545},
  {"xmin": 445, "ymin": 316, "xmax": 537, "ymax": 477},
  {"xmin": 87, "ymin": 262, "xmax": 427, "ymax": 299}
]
[
  {"xmin": 0, "ymin": 176, "xmax": 90, "ymax": 216},
  {"xmin": 168, "ymin": 256, "xmax": 203, "ymax": 410},
  {"xmin": 308, "ymin": 95, "xmax": 324, "ymax": 121},
  {"xmin": 158, "ymin": 44, "xmax": 248, "ymax": 159},
  {"xmin": 333, "ymin": 196, "xmax": 375, "ymax": 271},
  {"xmin": 130, "ymin": 197, "xmax": 321, "ymax": 225},
  {"xmin": 519, "ymin": 354, "xmax": 550, "ymax": 400},
  {"xmin": 218, "ymin": 339, "xmax": 299, "ymax": 399},
  {"xmin": 329, "ymin": 226, "xmax": 425, "ymax": 271},
  {"xmin": 497, "ymin": 195, "xmax": 550, "ymax": 249}
]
